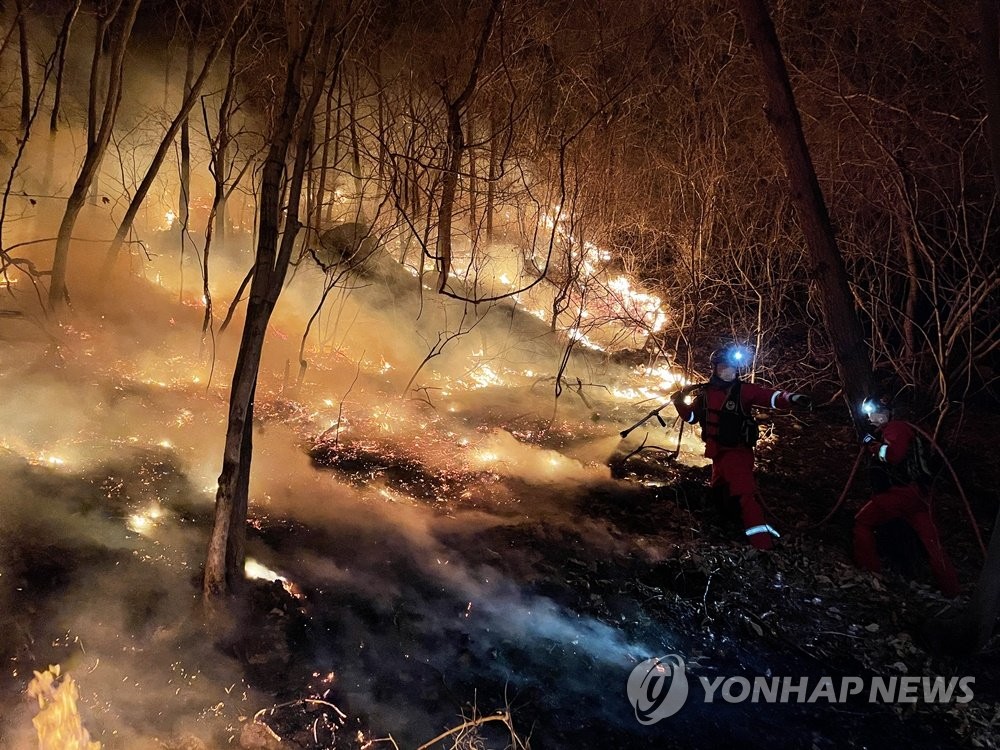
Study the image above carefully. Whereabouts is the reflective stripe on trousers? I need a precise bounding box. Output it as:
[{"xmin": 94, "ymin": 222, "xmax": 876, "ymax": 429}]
[{"xmin": 745, "ymin": 524, "xmax": 780, "ymax": 538}]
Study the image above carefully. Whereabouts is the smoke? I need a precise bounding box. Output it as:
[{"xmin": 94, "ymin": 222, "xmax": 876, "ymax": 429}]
[{"xmin": 0, "ymin": 8, "xmax": 694, "ymax": 746}]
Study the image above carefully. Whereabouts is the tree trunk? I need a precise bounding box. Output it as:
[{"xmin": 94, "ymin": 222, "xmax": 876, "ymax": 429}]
[
  {"xmin": 48, "ymin": 0, "xmax": 141, "ymax": 309},
  {"xmin": 16, "ymin": 0, "xmax": 30, "ymax": 132},
  {"xmin": 943, "ymin": 0, "xmax": 1000, "ymax": 654},
  {"xmin": 435, "ymin": 102, "xmax": 463, "ymax": 292},
  {"xmin": 200, "ymin": 31, "xmax": 244, "ymax": 339},
  {"xmin": 486, "ymin": 106, "xmax": 497, "ymax": 240},
  {"xmin": 178, "ymin": 18, "xmax": 200, "ymax": 231},
  {"xmin": 349, "ymin": 91, "xmax": 364, "ymax": 203},
  {"xmin": 50, "ymin": 0, "xmax": 82, "ymax": 132},
  {"xmin": 735, "ymin": 0, "xmax": 872, "ymax": 420},
  {"xmin": 102, "ymin": 7, "xmax": 243, "ymax": 275},
  {"xmin": 314, "ymin": 76, "xmax": 336, "ymax": 230},
  {"xmin": 468, "ymin": 109, "xmax": 478, "ymax": 240},
  {"xmin": 204, "ymin": 2, "xmax": 337, "ymax": 598},
  {"xmin": 433, "ymin": 0, "xmax": 498, "ymax": 292}
]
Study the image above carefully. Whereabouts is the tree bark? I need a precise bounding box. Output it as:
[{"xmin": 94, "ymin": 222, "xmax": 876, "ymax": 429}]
[
  {"xmin": 101, "ymin": 6, "xmax": 244, "ymax": 275},
  {"xmin": 48, "ymin": 0, "xmax": 141, "ymax": 309},
  {"xmin": 178, "ymin": 15, "xmax": 201, "ymax": 231},
  {"xmin": 16, "ymin": 0, "xmax": 31, "ymax": 132},
  {"xmin": 49, "ymin": 0, "xmax": 82, "ymax": 132},
  {"xmin": 735, "ymin": 0, "xmax": 872, "ymax": 419},
  {"xmin": 434, "ymin": 0, "xmax": 499, "ymax": 292},
  {"xmin": 204, "ymin": 2, "xmax": 337, "ymax": 598},
  {"xmin": 945, "ymin": 0, "xmax": 1000, "ymax": 653}
]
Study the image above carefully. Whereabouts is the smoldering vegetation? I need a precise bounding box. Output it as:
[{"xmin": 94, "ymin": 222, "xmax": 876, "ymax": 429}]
[{"xmin": 0, "ymin": 198, "xmax": 687, "ymax": 748}]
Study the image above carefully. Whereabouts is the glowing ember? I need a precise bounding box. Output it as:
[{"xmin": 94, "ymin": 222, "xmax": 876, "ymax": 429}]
[
  {"xmin": 127, "ymin": 502, "xmax": 162, "ymax": 533},
  {"xmin": 128, "ymin": 514, "xmax": 151, "ymax": 533},
  {"xmin": 468, "ymin": 364, "xmax": 503, "ymax": 389},
  {"xmin": 32, "ymin": 453, "xmax": 67, "ymax": 467}
]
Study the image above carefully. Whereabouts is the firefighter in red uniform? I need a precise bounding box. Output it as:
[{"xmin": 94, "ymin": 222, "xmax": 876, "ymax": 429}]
[
  {"xmin": 671, "ymin": 345, "xmax": 812, "ymax": 550},
  {"xmin": 853, "ymin": 397, "xmax": 959, "ymax": 598}
]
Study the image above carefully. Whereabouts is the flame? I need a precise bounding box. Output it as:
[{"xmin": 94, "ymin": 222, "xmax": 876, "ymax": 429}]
[
  {"xmin": 244, "ymin": 558, "xmax": 303, "ymax": 599},
  {"xmin": 127, "ymin": 504, "xmax": 164, "ymax": 534},
  {"xmin": 245, "ymin": 558, "xmax": 284, "ymax": 582},
  {"xmin": 32, "ymin": 453, "xmax": 67, "ymax": 467},
  {"xmin": 467, "ymin": 364, "xmax": 503, "ymax": 389},
  {"xmin": 27, "ymin": 665, "xmax": 102, "ymax": 750},
  {"xmin": 567, "ymin": 327, "xmax": 604, "ymax": 351}
]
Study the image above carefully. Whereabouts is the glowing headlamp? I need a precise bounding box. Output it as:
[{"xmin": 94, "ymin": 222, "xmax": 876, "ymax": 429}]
[
  {"xmin": 726, "ymin": 346, "xmax": 750, "ymax": 367},
  {"xmin": 861, "ymin": 398, "xmax": 887, "ymax": 417}
]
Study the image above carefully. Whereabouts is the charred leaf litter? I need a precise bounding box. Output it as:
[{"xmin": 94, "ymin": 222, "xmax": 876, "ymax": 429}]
[{"xmin": 1, "ymin": 396, "xmax": 998, "ymax": 750}]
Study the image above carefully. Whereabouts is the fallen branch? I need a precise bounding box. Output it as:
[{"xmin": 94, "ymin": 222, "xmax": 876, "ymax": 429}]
[{"xmin": 415, "ymin": 710, "xmax": 527, "ymax": 750}]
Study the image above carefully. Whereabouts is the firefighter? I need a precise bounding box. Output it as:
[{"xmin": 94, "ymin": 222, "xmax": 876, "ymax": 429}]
[
  {"xmin": 671, "ymin": 344, "xmax": 812, "ymax": 550},
  {"xmin": 853, "ymin": 397, "xmax": 959, "ymax": 598}
]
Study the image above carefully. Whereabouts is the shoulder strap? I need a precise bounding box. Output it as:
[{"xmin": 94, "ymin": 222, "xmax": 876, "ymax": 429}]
[{"xmin": 730, "ymin": 380, "xmax": 746, "ymax": 415}]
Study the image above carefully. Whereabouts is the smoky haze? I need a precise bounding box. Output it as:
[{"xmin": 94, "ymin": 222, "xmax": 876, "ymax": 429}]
[{"xmin": 0, "ymin": 5, "xmax": 697, "ymax": 747}]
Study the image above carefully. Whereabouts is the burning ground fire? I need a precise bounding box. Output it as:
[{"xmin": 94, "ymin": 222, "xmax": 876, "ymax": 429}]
[
  {"xmin": 27, "ymin": 665, "xmax": 102, "ymax": 750},
  {"xmin": 1, "ymin": 201, "xmax": 695, "ymax": 747}
]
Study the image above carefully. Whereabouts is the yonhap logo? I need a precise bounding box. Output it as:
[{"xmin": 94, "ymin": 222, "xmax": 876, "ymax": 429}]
[
  {"xmin": 626, "ymin": 655, "xmax": 975, "ymax": 724},
  {"xmin": 626, "ymin": 655, "xmax": 690, "ymax": 724}
]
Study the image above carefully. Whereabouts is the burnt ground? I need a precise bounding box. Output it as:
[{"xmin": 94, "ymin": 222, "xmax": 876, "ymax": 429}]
[
  {"xmin": 229, "ymin": 404, "xmax": 1000, "ymax": 749},
  {"xmin": 1, "ymin": 399, "xmax": 999, "ymax": 749}
]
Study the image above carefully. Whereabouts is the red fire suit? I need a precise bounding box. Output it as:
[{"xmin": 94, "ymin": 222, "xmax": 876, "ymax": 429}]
[
  {"xmin": 853, "ymin": 420, "xmax": 959, "ymax": 598},
  {"xmin": 674, "ymin": 379, "xmax": 799, "ymax": 550}
]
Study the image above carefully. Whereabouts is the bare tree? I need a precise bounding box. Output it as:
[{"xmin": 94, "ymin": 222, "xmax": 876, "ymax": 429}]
[
  {"xmin": 433, "ymin": 0, "xmax": 500, "ymax": 293},
  {"xmin": 735, "ymin": 0, "xmax": 872, "ymax": 420},
  {"xmin": 203, "ymin": 0, "xmax": 347, "ymax": 599},
  {"xmin": 49, "ymin": 0, "xmax": 82, "ymax": 132},
  {"xmin": 15, "ymin": 0, "xmax": 32, "ymax": 131},
  {"xmin": 48, "ymin": 0, "xmax": 142, "ymax": 309},
  {"xmin": 936, "ymin": 0, "xmax": 1000, "ymax": 655},
  {"xmin": 100, "ymin": 2, "xmax": 246, "ymax": 276}
]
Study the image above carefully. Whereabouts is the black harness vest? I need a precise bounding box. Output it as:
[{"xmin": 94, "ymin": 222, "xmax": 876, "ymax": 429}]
[{"xmin": 699, "ymin": 380, "xmax": 760, "ymax": 448}]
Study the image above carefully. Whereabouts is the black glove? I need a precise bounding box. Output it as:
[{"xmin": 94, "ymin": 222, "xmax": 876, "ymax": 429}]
[
  {"xmin": 789, "ymin": 393, "xmax": 813, "ymax": 411},
  {"xmin": 861, "ymin": 432, "xmax": 878, "ymax": 445}
]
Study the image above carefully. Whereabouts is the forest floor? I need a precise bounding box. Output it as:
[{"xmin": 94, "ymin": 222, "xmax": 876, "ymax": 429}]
[
  {"xmin": 1, "ymin": 300, "xmax": 998, "ymax": 749},
  {"xmin": 238, "ymin": 398, "xmax": 1000, "ymax": 750}
]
